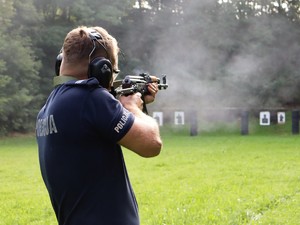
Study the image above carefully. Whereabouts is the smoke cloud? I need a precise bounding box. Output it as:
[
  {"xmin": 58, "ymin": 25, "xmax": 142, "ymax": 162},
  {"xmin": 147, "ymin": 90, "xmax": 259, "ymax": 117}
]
[{"xmin": 147, "ymin": 1, "xmax": 300, "ymax": 125}]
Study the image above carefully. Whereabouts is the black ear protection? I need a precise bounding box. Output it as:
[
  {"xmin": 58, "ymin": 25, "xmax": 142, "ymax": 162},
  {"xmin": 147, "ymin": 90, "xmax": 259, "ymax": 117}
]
[
  {"xmin": 55, "ymin": 53, "xmax": 63, "ymax": 77},
  {"xmin": 55, "ymin": 29, "xmax": 113, "ymax": 89}
]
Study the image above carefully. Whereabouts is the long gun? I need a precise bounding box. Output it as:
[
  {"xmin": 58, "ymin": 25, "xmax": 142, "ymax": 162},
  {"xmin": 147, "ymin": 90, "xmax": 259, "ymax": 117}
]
[{"xmin": 111, "ymin": 73, "xmax": 168, "ymax": 114}]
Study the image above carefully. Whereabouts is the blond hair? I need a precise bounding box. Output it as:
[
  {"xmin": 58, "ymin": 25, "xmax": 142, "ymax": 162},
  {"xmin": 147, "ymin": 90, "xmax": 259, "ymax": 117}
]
[{"xmin": 62, "ymin": 26, "xmax": 119, "ymax": 71}]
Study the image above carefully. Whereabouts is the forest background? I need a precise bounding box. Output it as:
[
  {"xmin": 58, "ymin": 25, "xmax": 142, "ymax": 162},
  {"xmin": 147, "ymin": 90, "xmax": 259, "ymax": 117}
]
[{"xmin": 1, "ymin": 0, "xmax": 300, "ymax": 135}]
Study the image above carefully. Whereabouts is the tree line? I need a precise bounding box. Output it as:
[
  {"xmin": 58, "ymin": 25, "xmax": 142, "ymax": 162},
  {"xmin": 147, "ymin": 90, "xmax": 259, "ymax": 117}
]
[{"xmin": 1, "ymin": 0, "xmax": 300, "ymax": 135}]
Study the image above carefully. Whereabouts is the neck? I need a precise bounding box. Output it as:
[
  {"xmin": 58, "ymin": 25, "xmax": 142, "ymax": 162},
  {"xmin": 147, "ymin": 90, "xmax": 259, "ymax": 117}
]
[
  {"xmin": 53, "ymin": 75, "xmax": 78, "ymax": 87},
  {"xmin": 60, "ymin": 61, "xmax": 88, "ymax": 80}
]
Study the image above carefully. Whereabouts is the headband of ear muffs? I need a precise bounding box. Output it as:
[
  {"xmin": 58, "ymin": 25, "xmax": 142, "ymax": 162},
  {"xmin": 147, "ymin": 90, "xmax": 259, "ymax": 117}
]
[{"xmin": 87, "ymin": 29, "xmax": 113, "ymax": 89}]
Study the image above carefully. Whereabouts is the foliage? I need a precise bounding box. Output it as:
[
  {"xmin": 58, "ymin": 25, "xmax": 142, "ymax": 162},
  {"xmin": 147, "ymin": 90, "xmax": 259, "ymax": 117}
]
[
  {"xmin": 1, "ymin": 0, "xmax": 300, "ymax": 135},
  {"xmin": 0, "ymin": 0, "xmax": 42, "ymax": 135}
]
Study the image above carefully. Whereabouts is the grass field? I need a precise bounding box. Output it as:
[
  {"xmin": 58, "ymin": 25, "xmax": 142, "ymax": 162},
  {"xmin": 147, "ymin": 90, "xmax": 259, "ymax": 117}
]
[{"xmin": 1, "ymin": 127, "xmax": 300, "ymax": 225}]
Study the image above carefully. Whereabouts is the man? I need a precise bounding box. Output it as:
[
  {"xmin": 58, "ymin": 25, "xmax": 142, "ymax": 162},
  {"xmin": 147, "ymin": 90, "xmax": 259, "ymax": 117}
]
[{"xmin": 36, "ymin": 26, "xmax": 162, "ymax": 225}]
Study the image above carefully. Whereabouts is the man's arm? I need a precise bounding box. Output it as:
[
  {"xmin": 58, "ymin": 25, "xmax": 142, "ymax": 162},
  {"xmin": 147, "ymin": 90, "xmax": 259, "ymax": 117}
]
[{"xmin": 118, "ymin": 92, "xmax": 162, "ymax": 157}]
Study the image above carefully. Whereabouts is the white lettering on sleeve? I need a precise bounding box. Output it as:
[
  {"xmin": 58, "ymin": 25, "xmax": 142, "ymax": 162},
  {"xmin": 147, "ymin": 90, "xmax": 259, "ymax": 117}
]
[{"xmin": 114, "ymin": 110, "xmax": 130, "ymax": 134}]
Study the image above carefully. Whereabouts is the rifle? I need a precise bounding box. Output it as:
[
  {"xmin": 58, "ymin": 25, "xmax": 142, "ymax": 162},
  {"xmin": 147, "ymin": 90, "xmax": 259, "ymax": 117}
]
[{"xmin": 111, "ymin": 73, "xmax": 168, "ymax": 114}]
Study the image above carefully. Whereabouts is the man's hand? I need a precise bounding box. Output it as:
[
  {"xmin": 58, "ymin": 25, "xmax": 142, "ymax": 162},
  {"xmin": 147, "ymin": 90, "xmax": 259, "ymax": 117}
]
[
  {"xmin": 119, "ymin": 92, "xmax": 144, "ymax": 112},
  {"xmin": 144, "ymin": 83, "xmax": 159, "ymax": 104}
]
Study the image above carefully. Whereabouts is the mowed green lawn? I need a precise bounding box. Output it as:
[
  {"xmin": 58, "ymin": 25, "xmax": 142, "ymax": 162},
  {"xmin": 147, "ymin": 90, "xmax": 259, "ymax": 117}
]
[{"xmin": 0, "ymin": 132, "xmax": 300, "ymax": 225}]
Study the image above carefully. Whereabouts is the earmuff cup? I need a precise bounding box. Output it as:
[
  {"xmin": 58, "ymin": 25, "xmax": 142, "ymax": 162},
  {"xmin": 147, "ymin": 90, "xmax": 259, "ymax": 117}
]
[{"xmin": 88, "ymin": 57, "xmax": 112, "ymax": 89}]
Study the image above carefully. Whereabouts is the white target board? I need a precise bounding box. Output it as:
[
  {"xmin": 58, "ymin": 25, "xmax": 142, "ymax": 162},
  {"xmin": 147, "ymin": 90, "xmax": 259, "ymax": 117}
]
[
  {"xmin": 277, "ymin": 112, "xmax": 286, "ymax": 124},
  {"xmin": 174, "ymin": 111, "xmax": 185, "ymax": 125},
  {"xmin": 260, "ymin": 111, "xmax": 270, "ymax": 126},
  {"xmin": 153, "ymin": 112, "xmax": 163, "ymax": 126}
]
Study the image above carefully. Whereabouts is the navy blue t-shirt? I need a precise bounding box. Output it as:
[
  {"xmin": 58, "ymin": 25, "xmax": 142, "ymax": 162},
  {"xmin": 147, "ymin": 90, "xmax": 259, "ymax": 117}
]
[{"xmin": 36, "ymin": 78, "xmax": 139, "ymax": 225}]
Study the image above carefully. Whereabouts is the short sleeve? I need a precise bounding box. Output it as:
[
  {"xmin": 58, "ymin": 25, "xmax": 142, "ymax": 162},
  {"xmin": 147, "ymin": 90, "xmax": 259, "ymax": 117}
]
[{"xmin": 84, "ymin": 88, "xmax": 135, "ymax": 142}]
